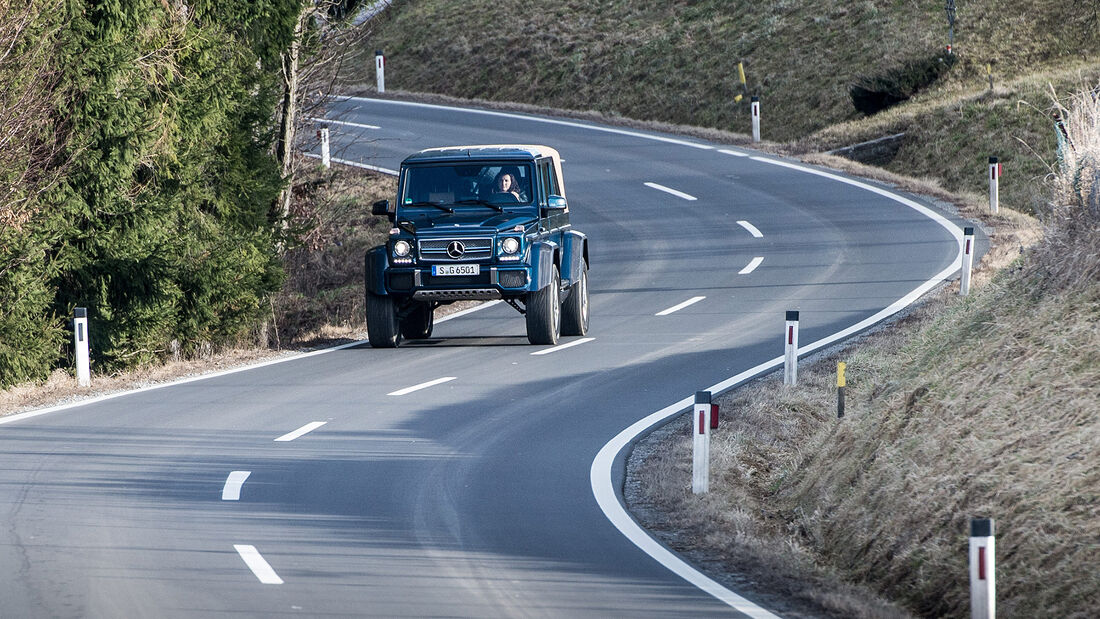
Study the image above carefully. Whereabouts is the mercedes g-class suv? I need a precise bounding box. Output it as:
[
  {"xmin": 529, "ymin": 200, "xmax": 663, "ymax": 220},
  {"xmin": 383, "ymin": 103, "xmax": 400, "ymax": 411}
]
[{"xmin": 365, "ymin": 145, "xmax": 590, "ymax": 347}]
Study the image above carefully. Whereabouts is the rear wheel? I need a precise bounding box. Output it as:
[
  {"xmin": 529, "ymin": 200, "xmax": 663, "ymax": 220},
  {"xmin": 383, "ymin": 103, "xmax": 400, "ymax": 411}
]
[
  {"xmin": 561, "ymin": 266, "xmax": 589, "ymax": 336},
  {"xmin": 400, "ymin": 302, "xmax": 434, "ymax": 340},
  {"xmin": 366, "ymin": 292, "xmax": 401, "ymax": 348},
  {"xmin": 526, "ymin": 266, "xmax": 561, "ymax": 345}
]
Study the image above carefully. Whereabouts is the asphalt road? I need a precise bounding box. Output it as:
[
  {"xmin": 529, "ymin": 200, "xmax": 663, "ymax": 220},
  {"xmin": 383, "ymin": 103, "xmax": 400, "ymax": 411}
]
[{"xmin": 0, "ymin": 98, "xmax": 974, "ymax": 617}]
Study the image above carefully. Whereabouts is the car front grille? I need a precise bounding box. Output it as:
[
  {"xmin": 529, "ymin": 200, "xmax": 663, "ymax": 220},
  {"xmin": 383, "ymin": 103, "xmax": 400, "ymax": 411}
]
[{"xmin": 418, "ymin": 237, "xmax": 493, "ymax": 261}]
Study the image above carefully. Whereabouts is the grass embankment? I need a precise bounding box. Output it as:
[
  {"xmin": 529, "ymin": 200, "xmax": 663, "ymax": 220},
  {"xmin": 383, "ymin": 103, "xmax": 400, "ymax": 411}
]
[
  {"xmin": 630, "ymin": 91, "xmax": 1099, "ymax": 617},
  {"xmin": 363, "ymin": 0, "xmax": 1099, "ymax": 213}
]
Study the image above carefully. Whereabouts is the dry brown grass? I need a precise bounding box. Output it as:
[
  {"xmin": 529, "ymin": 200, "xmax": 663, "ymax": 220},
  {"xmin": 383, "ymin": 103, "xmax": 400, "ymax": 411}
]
[{"xmin": 630, "ymin": 89, "xmax": 1098, "ymax": 617}]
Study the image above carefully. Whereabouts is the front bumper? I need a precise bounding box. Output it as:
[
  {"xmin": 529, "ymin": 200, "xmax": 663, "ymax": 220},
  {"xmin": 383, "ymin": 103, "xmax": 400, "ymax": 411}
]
[{"xmin": 386, "ymin": 266, "xmax": 530, "ymax": 300}]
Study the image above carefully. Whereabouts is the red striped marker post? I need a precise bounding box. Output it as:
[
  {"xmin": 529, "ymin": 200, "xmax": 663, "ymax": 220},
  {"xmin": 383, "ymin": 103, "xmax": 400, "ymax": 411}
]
[
  {"xmin": 751, "ymin": 96, "xmax": 761, "ymax": 143},
  {"xmin": 73, "ymin": 307, "xmax": 90, "ymax": 387},
  {"xmin": 692, "ymin": 391, "xmax": 712, "ymax": 494},
  {"xmin": 989, "ymin": 157, "xmax": 1001, "ymax": 214},
  {"xmin": 960, "ymin": 226, "xmax": 975, "ymax": 296},
  {"xmin": 784, "ymin": 311, "xmax": 799, "ymax": 386},
  {"xmin": 375, "ymin": 50, "xmax": 386, "ymax": 93},
  {"xmin": 969, "ymin": 518, "xmax": 996, "ymax": 619},
  {"xmin": 320, "ymin": 124, "xmax": 331, "ymax": 169}
]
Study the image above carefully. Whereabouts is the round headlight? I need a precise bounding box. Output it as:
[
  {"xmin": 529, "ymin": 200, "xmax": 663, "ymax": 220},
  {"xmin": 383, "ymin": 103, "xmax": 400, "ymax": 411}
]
[
  {"xmin": 501, "ymin": 237, "xmax": 520, "ymax": 254},
  {"xmin": 393, "ymin": 240, "xmax": 411, "ymax": 257}
]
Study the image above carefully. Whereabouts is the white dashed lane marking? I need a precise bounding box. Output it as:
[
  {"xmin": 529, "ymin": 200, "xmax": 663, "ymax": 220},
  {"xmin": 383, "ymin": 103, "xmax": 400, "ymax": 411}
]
[
  {"xmin": 655, "ymin": 297, "xmax": 706, "ymax": 316},
  {"xmin": 740, "ymin": 257, "xmax": 764, "ymax": 275},
  {"xmin": 736, "ymin": 220, "xmax": 764, "ymax": 238},
  {"xmin": 644, "ymin": 182, "xmax": 697, "ymax": 201},
  {"xmin": 274, "ymin": 421, "xmax": 327, "ymax": 442},
  {"xmin": 530, "ymin": 338, "xmax": 595, "ymax": 356},
  {"xmin": 221, "ymin": 471, "xmax": 251, "ymax": 501},
  {"xmin": 234, "ymin": 545, "xmax": 284, "ymax": 585},
  {"xmin": 388, "ymin": 376, "xmax": 457, "ymax": 396}
]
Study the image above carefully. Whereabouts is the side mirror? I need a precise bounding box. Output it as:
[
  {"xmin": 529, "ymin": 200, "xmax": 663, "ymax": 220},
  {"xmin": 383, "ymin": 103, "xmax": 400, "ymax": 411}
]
[
  {"xmin": 546, "ymin": 195, "xmax": 568, "ymax": 211},
  {"xmin": 371, "ymin": 199, "xmax": 391, "ymax": 217}
]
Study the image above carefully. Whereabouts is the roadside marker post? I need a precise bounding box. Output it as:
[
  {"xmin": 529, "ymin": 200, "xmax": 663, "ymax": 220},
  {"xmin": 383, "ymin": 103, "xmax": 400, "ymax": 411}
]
[
  {"xmin": 375, "ymin": 49, "xmax": 386, "ymax": 93},
  {"xmin": 751, "ymin": 96, "xmax": 761, "ymax": 143},
  {"xmin": 734, "ymin": 61, "xmax": 747, "ymax": 103},
  {"xmin": 989, "ymin": 157, "xmax": 1000, "ymax": 214},
  {"xmin": 73, "ymin": 307, "xmax": 90, "ymax": 387},
  {"xmin": 320, "ymin": 124, "xmax": 331, "ymax": 169},
  {"xmin": 784, "ymin": 311, "xmax": 799, "ymax": 386},
  {"xmin": 692, "ymin": 391, "xmax": 712, "ymax": 495},
  {"xmin": 837, "ymin": 362, "xmax": 846, "ymax": 418},
  {"xmin": 960, "ymin": 226, "xmax": 975, "ymax": 296},
  {"xmin": 969, "ymin": 518, "xmax": 996, "ymax": 619}
]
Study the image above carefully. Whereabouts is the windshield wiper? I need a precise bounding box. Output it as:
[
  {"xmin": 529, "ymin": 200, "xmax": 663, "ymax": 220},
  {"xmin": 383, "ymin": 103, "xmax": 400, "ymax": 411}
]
[
  {"xmin": 454, "ymin": 199, "xmax": 504, "ymax": 212},
  {"xmin": 405, "ymin": 201, "xmax": 454, "ymax": 213}
]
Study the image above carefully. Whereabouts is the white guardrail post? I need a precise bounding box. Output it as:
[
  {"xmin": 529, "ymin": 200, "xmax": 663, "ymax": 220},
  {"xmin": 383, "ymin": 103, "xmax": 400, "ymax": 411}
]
[
  {"xmin": 73, "ymin": 307, "xmax": 90, "ymax": 387},
  {"xmin": 988, "ymin": 157, "xmax": 1000, "ymax": 214},
  {"xmin": 691, "ymin": 391, "xmax": 712, "ymax": 495},
  {"xmin": 784, "ymin": 310, "xmax": 799, "ymax": 386},
  {"xmin": 969, "ymin": 517, "xmax": 996, "ymax": 619},
  {"xmin": 375, "ymin": 49, "xmax": 386, "ymax": 93},
  {"xmin": 320, "ymin": 124, "xmax": 331, "ymax": 169},
  {"xmin": 960, "ymin": 226, "xmax": 975, "ymax": 296},
  {"xmin": 751, "ymin": 95, "xmax": 761, "ymax": 143}
]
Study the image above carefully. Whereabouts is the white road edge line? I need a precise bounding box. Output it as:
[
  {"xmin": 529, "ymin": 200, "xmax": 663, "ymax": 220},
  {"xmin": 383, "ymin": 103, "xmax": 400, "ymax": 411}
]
[
  {"xmin": 338, "ymin": 96, "xmax": 716, "ymax": 150},
  {"xmin": 388, "ymin": 376, "xmax": 457, "ymax": 396},
  {"xmin": 221, "ymin": 471, "xmax": 251, "ymax": 501},
  {"xmin": 0, "ymin": 302, "xmax": 501, "ymax": 427},
  {"xmin": 718, "ymin": 148, "xmax": 751, "ymax": 157},
  {"xmin": 736, "ymin": 220, "xmax": 764, "ymax": 238},
  {"xmin": 644, "ymin": 182, "xmax": 697, "ymax": 201},
  {"xmin": 655, "ymin": 296, "xmax": 706, "ymax": 316},
  {"xmin": 274, "ymin": 421, "xmax": 327, "ymax": 442},
  {"xmin": 530, "ymin": 337, "xmax": 595, "ymax": 356},
  {"xmin": 739, "ymin": 257, "xmax": 764, "ymax": 275},
  {"xmin": 303, "ymin": 152, "xmax": 397, "ymax": 175},
  {"xmin": 592, "ymin": 159, "xmax": 964, "ymax": 616},
  {"xmin": 234, "ymin": 545, "xmax": 284, "ymax": 585},
  {"xmin": 309, "ymin": 116, "xmax": 380, "ymax": 130}
]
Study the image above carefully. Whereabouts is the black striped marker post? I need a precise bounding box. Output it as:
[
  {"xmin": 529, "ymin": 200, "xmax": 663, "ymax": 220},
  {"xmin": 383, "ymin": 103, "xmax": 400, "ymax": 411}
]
[
  {"xmin": 375, "ymin": 50, "xmax": 386, "ymax": 93},
  {"xmin": 692, "ymin": 391, "xmax": 712, "ymax": 495},
  {"xmin": 969, "ymin": 518, "xmax": 996, "ymax": 619},
  {"xmin": 960, "ymin": 226, "xmax": 975, "ymax": 296},
  {"xmin": 751, "ymin": 96, "xmax": 761, "ymax": 143},
  {"xmin": 989, "ymin": 157, "xmax": 1001, "ymax": 214},
  {"xmin": 837, "ymin": 362, "xmax": 846, "ymax": 418},
  {"xmin": 784, "ymin": 311, "xmax": 799, "ymax": 386}
]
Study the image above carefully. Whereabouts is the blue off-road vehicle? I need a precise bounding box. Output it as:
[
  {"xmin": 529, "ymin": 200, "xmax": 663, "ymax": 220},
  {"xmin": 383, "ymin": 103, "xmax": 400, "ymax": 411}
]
[{"xmin": 365, "ymin": 145, "xmax": 590, "ymax": 347}]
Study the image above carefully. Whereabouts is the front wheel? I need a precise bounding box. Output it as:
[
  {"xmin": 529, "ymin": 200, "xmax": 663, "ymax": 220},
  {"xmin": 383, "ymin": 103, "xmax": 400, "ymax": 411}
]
[
  {"xmin": 400, "ymin": 302, "xmax": 434, "ymax": 340},
  {"xmin": 366, "ymin": 292, "xmax": 401, "ymax": 348},
  {"xmin": 560, "ymin": 266, "xmax": 589, "ymax": 336},
  {"xmin": 526, "ymin": 266, "xmax": 561, "ymax": 345}
]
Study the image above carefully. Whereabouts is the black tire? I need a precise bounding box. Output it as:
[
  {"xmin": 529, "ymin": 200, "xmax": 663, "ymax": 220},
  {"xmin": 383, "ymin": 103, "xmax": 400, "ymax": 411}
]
[
  {"xmin": 400, "ymin": 302, "xmax": 434, "ymax": 340},
  {"xmin": 366, "ymin": 291, "xmax": 401, "ymax": 348},
  {"xmin": 526, "ymin": 265, "xmax": 561, "ymax": 345},
  {"xmin": 561, "ymin": 266, "xmax": 589, "ymax": 336}
]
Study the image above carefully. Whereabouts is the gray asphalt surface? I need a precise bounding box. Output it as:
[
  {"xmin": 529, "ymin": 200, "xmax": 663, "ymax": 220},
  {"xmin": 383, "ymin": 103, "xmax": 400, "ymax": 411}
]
[{"xmin": 0, "ymin": 98, "xmax": 975, "ymax": 617}]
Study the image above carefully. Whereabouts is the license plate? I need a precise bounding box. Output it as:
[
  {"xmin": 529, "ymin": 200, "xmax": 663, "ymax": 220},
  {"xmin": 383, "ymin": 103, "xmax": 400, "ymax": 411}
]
[{"xmin": 432, "ymin": 264, "xmax": 480, "ymax": 276}]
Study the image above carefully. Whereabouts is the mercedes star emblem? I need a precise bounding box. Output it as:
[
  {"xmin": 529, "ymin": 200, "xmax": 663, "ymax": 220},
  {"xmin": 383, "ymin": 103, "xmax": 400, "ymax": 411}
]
[{"xmin": 446, "ymin": 240, "xmax": 466, "ymax": 259}]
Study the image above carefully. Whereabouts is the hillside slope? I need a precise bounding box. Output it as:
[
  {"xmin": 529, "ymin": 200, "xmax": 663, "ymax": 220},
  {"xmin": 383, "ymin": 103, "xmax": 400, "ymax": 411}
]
[{"xmin": 361, "ymin": 1, "xmax": 1099, "ymax": 211}]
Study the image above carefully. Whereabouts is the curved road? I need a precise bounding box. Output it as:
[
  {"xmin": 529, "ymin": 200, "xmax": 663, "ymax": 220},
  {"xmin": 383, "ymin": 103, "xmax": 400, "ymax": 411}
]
[{"xmin": 0, "ymin": 99, "xmax": 974, "ymax": 617}]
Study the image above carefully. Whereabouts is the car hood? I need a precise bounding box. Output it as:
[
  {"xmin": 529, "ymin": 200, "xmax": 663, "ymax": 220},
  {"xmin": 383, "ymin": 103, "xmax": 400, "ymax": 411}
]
[{"xmin": 398, "ymin": 211, "xmax": 536, "ymax": 235}]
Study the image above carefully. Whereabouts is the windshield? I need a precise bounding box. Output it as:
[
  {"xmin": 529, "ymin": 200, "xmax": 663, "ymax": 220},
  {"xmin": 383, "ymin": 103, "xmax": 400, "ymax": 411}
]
[{"xmin": 400, "ymin": 163, "xmax": 534, "ymax": 210}]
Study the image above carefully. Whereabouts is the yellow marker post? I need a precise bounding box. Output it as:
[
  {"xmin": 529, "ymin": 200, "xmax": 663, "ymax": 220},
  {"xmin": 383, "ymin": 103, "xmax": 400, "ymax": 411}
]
[
  {"xmin": 837, "ymin": 362, "xmax": 846, "ymax": 418},
  {"xmin": 734, "ymin": 62, "xmax": 747, "ymax": 103}
]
